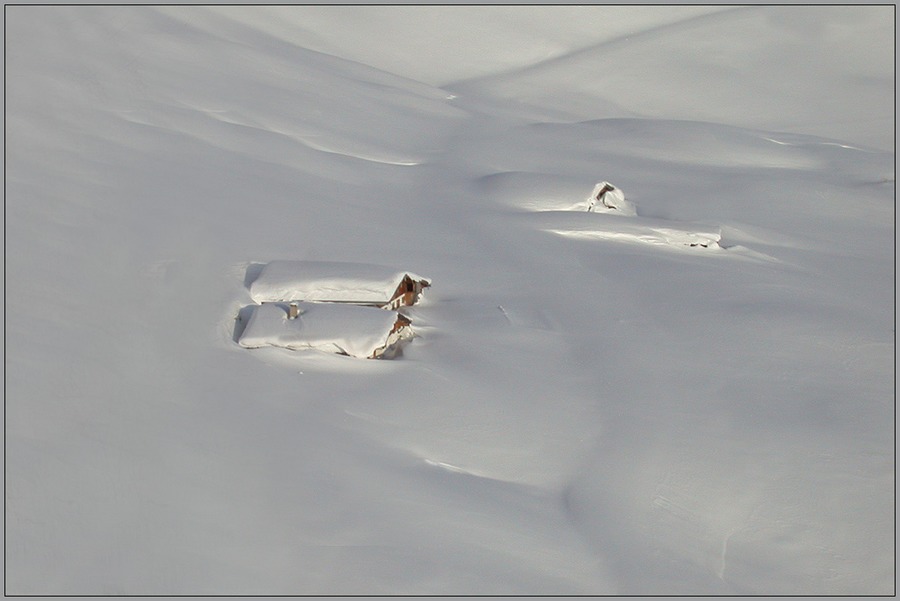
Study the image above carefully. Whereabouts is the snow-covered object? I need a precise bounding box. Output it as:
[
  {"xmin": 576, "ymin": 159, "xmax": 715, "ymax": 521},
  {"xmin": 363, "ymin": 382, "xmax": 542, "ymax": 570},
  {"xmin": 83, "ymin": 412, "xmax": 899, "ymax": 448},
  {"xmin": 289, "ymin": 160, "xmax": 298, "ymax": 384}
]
[
  {"xmin": 6, "ymin": 6, "xmax": 893, "ymax": 596},
  {"xmin": 249, "ymin": 261, "xmax": 431, "ymax": 308},
  {"xmin": 238, "ymin": 302, "xmax": 413, "ymax": 359},
  {"xmin": 585, "ymin": 182, "xmax": 636, "ymax": 215},
  {"xmin": 541, "ymin": 211, "xmax": 721, "ymax": 250}
]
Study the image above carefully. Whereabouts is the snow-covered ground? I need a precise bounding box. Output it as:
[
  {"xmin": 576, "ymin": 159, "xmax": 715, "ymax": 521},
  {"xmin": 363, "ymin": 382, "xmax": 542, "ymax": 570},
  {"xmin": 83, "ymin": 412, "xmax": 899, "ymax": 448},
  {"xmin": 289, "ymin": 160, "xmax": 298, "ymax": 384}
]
[{"xmin": 5, "ymin": 5, "xmax": 894, "ymax": 595}]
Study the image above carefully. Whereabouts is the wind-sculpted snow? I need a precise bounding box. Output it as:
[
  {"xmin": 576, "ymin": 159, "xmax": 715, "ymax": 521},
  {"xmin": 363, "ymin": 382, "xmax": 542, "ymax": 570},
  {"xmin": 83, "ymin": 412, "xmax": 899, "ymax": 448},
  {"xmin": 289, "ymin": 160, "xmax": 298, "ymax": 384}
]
[
  {"xmin": 448, "ymin": 6, "xmax": 893, "ymax": 151},
  {"xmin": 5, "ymin": 5, "xmax": 894, "ymax": 596},
  {"xmin": 192, "ymin": 5, "xmax": 725, "ymax": 88}
]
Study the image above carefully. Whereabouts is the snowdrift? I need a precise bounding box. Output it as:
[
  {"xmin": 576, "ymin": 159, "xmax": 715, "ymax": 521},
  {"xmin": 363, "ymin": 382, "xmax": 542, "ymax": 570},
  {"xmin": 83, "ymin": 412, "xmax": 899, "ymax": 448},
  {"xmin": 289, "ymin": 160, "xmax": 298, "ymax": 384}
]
[
  {"xmin": 541, "ymin": 212, "xmax": 722, "ymax": 250},
  {"xmin": 583, "ymin": 181, "xmax": 636, "ymax": 215},
  {"xmin": 5, "ymin": 5, "xmax": 893, "ymax": 597}
]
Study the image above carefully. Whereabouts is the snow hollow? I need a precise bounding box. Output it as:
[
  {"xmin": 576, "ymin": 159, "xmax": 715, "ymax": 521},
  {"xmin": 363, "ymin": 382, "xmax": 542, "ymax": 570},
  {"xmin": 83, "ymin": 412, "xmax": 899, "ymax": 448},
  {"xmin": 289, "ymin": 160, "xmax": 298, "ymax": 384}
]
[{"xmin": 5, "ymin": 5, "xmax": 894, "ymax": 595}]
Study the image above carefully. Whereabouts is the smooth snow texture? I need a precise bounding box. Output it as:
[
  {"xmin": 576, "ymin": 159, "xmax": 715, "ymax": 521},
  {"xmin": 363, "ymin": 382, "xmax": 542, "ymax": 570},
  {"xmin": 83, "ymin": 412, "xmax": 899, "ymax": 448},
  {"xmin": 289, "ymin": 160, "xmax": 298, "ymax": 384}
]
[
  {"xmin": 201, "ymin": 5, "xmax": 726, "ymax": 88},
  {"xmin": 238, "ymin": 302, "xmax": 410, "ymax": 359},
  {"xmin": 448, "ymin": 5, "xmax": 893, "ymax": 150},
  {"xmin": 248, "ymin": 261, "xmax": 429, "ymax": 305},
  {"xmin": 5, "ymin": 5, "xmax": 894, "ymax": 596}
]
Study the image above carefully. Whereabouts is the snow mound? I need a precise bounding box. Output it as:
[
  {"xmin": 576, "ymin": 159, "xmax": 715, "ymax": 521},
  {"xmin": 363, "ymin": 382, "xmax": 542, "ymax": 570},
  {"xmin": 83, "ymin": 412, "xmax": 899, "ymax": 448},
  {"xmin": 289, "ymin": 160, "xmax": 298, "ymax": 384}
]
[
  {"xmin": 238, "ymin": 302, "xmax": 413, "ymax": 359},
  {"xmin": 249, "ymin": 261, "xmax": 431, "ymax": 308},
  {"xmin": 5, "ymin": 5, "xmax": 893, "ymax": 595},
  {"xmin": 583, "ymin": 181, "xmax": 636, "ymax": 215},
  {"xmin": 477, "ymin": 175, "xmax": 637, "ymax": 215}
]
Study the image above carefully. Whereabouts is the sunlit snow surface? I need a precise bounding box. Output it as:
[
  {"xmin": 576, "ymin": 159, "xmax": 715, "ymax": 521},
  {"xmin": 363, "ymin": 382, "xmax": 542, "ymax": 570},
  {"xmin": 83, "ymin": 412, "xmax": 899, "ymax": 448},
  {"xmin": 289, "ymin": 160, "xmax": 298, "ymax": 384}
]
[
  {"xmin": 248, "ymin": 260, "xmax": 429, "ymax": 305},
  {"xmin": 237, "ymin": 301, "xmax": 411, "ymax": 359},
  {"xmin": 5, "ymin": 5, "xmax": 894, "ymax": 595}
]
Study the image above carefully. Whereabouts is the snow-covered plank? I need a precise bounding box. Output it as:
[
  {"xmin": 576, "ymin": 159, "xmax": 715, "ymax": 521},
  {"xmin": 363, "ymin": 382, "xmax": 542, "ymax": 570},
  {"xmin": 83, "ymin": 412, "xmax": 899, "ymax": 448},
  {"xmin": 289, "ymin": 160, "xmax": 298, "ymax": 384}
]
[
  {"xmin": 537, "ymin": 211, "xmax": 722, "ymax": 250},
  {"xmin": 249, "ymin": 261, "xmax": 431, "ymax": 308},
  {"xmin": 238, "ymin": 301, "xmax": 413, "ymax": 359}
]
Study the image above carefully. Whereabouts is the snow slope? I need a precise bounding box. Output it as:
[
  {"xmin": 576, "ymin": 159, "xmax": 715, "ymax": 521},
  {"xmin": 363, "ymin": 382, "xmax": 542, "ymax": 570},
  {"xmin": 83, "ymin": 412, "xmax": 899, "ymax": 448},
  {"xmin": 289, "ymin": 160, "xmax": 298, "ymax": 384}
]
[{"xmin": 5, "ymin": 5, "xmax": 894, "ymax": 595}]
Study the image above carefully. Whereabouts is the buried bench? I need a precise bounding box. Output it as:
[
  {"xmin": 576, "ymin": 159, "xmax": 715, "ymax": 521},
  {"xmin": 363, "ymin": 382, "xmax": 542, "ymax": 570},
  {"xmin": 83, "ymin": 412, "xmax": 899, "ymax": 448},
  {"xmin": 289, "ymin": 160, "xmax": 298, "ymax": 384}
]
[
  {"xmin": 238, "ymin": 261, "xmax": 431, "ymax": 359},
  {"xmin": 249, "ymin": 261, "xmax": 431, "ymax": 310},
  {"xmin": 238, "ymin": 301, "xmax": 413, "ymax": 359}
]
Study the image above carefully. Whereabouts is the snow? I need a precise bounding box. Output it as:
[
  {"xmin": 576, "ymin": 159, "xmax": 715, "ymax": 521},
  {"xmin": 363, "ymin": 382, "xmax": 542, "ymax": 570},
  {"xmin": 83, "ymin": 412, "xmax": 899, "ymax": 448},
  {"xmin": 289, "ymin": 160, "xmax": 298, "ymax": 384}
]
[
  {"xmin": 545, "ymin": 215, "xmax": 723, "ymax": 251},
  {"xmin": 5, "ymin": 5, "xmax": 894, "ymax": 596},
  {"xmin": 584, "ymin": 182, "xmax": 636, "ymax": 215},
  {"xmin": 238, "ymin": 302, "xmax": 411, "ymax": 359},
  {"xmin": 248, "ymin": 261, "xmax": 429, "ymax": 305}
]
